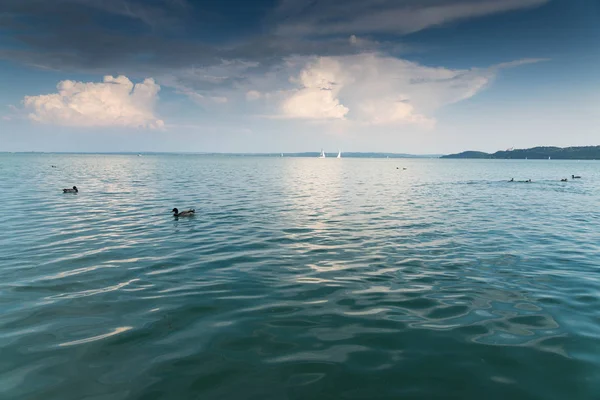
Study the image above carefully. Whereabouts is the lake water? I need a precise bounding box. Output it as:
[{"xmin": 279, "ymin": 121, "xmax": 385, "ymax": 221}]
[{"xmin": 1, "ymin": 154, "xmax": 599, "ymax": 400}]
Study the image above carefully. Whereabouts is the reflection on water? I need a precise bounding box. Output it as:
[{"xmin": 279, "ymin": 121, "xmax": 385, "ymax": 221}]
[{"xmin": 0, "ymin": 154, "xmax": 599, "ymax": 400}]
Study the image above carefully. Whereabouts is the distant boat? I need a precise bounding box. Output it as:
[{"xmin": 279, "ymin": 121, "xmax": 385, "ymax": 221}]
[
  {"xmin": 319, "ymin": 149, "xmax": 326, "ymax": 158},
  {"xmin": 548, "ymin": 156, "xmax": 551, "ymax": 160},
  {"xmin": 337, "ymin": 150, "xmax": 341, "ymax": 159},
  {"xmin": 281, "ymin": 153, "xmax": 284, "ymax": 157}
]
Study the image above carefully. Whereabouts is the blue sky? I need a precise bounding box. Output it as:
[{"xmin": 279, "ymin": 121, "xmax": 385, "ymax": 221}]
[{"xmin": 0, "ymin": 0, "xmax": 598, "ymax": 153}]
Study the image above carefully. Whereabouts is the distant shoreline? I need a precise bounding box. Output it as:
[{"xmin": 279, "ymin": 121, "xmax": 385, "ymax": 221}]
[
  {"xmin": 2, "ymin": 145, "xmax": 599, "ymax": 160},
  {"xmin": 441, "ymin": 146, "xmax": 600, "ymax": 160},
  {"xmin": 0, "ymin": 151, "xmax": 443, "ymax": 159}
]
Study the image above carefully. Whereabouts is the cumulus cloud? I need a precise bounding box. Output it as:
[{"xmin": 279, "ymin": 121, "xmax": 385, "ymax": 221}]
[
  {"xmin": 23, "ymin": 75, "xmax": 164, "ymax": 128},
  {"xmin": 357, "ymin": 99, "xmax": 435, "ymax": 128},
  {"xmin": 281, "ymin": 57, "xmax": 349, "ymax": 120},
  {"xmin": 274, "ymin": 53, "xmax": 544, "ymax": 127}
]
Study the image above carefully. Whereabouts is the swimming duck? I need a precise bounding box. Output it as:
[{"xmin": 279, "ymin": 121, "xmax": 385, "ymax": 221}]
[
  {"xmin": 561, "ymin": 178, "xmax": 568, "ymax": 182},
  {"xmin": 572, "ymin": 175, "xmax": 581, "ymax": 179},
  {"xmin": 172, "ymin": 208, "xmax": 195, "ymax": 217},
  {"xmin": 63, "ymin": 186, "xmax": 78, "ymax": 193},
  {"xmin": 509, "ymin": 178, "xmax": 514, "ymax": 182}
]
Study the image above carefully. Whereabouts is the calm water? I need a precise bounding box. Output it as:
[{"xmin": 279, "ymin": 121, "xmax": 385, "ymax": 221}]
[{"xmin": 1, "ymin": 154, "xmax": 599, "ymax": 400}]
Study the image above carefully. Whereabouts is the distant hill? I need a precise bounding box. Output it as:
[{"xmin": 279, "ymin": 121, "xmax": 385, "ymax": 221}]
[
  {"xmin": 443, "ymin": 151, "xmax": 490, "ymax": 159},
  {"xmin": 442, "ymin": 146, "xmax": 600, "ymax": 160}
]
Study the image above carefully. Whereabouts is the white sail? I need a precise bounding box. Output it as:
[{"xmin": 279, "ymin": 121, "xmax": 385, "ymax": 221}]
[
  {"xmin": 319, "ymin": 149, "xmax": 326, "ymax": 158},
  {"xmin": 337, "ymin": 150, "xmax": 341, "ymax": 158}
]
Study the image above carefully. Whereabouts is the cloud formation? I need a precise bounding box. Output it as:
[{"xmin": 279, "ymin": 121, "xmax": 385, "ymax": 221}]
[
  {"xmin": 0, "ymin": 0, "xmax": 549, "ymax": 74},
  {"xmin": 23, "ymin": 75, "xmax": 164, "ymax": 128},
  {"xmin": 272, "ymin": 53, "xmax": 522, "ymax": 127},
  {"xmin": 281, "ymin": 58, "xmax": 349, "ymax": 120},
  {"xmin": 2, "ymin": 1, "xmax": 551, "ymax": 133},
  {"xmin": 275, "ymin": 0, "xmax": 549, "ymax": 36}
]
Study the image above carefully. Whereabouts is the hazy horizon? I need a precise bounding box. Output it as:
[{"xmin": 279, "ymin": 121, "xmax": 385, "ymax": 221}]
[{"xmin": 2, "ymin": 145, "xmax": 597, "ymax": 157}]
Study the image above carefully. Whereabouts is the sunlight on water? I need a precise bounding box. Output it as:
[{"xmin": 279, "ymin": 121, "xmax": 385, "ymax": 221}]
[{"xmin": 0, "ymin": 154, "xmax": 599, "ymax": 399}]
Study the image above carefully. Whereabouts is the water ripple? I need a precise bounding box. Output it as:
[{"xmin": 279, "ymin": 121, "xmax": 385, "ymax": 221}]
[{"xmin": 0, "ymin": 155, "xmax": 599, "ymax": 399}]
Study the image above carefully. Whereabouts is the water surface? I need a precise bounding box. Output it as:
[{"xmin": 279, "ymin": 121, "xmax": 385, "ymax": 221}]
[{"xmin": 1, "ymin": 154, "xmax": 599, "ymax": 399}]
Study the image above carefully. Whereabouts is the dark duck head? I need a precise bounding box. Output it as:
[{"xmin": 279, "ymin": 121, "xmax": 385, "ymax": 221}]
[{"xmin": 172, "ymin": 208, "xmax": 195, "ymax": 217}]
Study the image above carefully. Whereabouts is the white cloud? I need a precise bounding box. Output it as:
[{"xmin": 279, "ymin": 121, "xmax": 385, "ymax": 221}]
[
  {"xmin": 272, "ymin": 53, "xmax": 545, "ymax": 127},
  {"xmin": 357, "ymin": 99, "xmax": 435, "ymax": 128},
  {"xmin": 139, "ymin": 52, "xmax": 546, "ymax": 131},
  {"xmin": 23, "ymin": 75, "xmax": 163, "ymax": 128},
  {"xmin": 274, "ymin": 54, "xmax": 467, "ymax": 126},
  {"xmin": 281, "ymin": 57, "xmax": 349, "ymax": 120},
  {"xmin": 282, "ymin": 88, "xmax": 349, "ymax": 120}
]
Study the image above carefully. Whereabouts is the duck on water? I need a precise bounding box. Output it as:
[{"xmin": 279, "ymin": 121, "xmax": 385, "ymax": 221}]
[
  {"xmin": 572, "ymin": 175, "xmax": 581, "ymax": 179},
  {"xmin": 509, "ymin": 179, "xmax": 531, "ymax": 183},
  {"xmin": 172, "ymin": 208, "xmax": 195, "ymax": 217},
  {"xmin": 63, "ymin": 186, "xmax": 78, "ymax": 193}
]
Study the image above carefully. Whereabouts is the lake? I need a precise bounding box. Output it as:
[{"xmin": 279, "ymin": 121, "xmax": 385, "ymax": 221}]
[{"xmin": 1, "ymin": 154, "xmax": 599, "ymax": 399}]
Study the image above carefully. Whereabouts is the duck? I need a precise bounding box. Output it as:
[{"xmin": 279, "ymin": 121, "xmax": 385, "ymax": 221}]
[
  {"xmin": 561, "ymin": 178, "xmax": 568, "ymax": 182},
  {"xmin": 572, "ymin": 175, "xmax": 581, "ymax": 179},
  {"xmin": 509, "ymin": 178, "xmax": 514, "ymax": 182},
  {"xmin": 63, "ymin": 186, "xmax": 78, "ymax": 193},
  {"xmin": 172, "ymin": 208, "xmax": 195, "ymax": 217}
]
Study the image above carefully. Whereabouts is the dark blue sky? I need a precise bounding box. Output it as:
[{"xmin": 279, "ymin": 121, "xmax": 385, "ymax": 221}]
[{"xmin": 0, "ymin": 0, "xmax": 598, "ymax": 153}]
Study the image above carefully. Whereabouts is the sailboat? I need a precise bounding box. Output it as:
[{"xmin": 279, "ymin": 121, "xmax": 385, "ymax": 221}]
[
  {"xmin": 337, "ymin": 150, "xmax": 341, "ymax": 159},
  {"xmin": 319, "ymin": 149, "xmax": 326, "ymax": 158}
]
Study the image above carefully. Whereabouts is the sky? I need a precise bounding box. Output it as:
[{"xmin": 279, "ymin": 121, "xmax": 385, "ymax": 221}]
[{"xmin": 0, "ymin": 0, "xmax": 598, "ymax": 154}]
